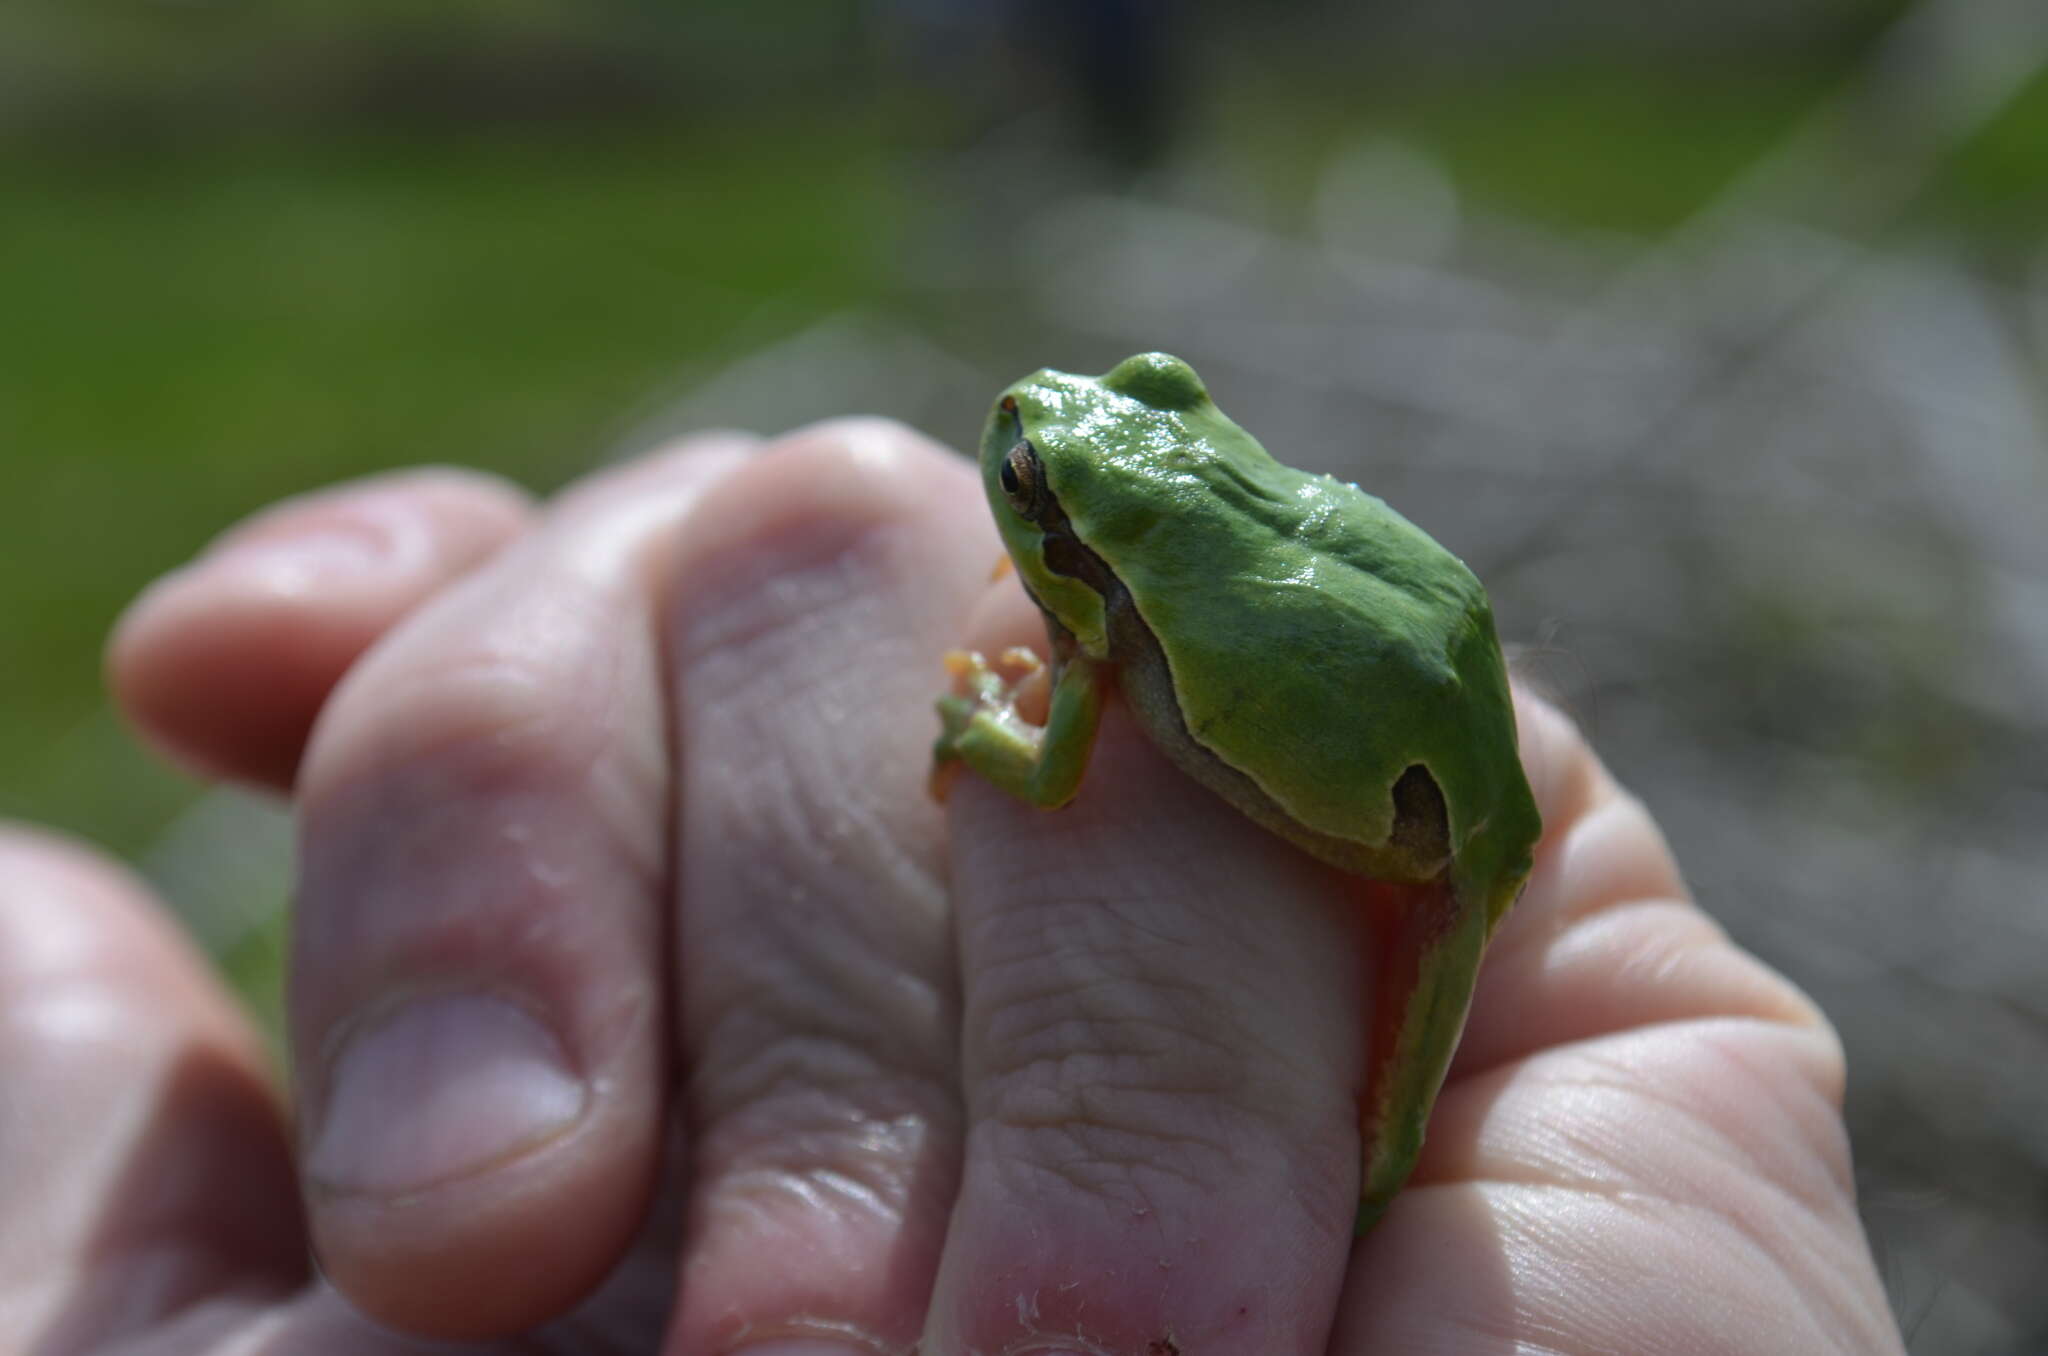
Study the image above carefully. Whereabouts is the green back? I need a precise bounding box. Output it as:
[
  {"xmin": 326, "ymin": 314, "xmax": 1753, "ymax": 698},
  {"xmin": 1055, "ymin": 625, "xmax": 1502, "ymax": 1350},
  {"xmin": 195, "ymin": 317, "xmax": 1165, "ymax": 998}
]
[{"xmin": 1006, "ymin": 356, "xmax": 1539, "ymax": 913}]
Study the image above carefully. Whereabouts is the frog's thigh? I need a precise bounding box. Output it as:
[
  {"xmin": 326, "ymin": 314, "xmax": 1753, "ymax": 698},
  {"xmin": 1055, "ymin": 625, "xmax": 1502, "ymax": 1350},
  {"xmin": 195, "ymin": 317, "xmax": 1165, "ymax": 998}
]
[{"xmin": 1355, "ymin": 872, "xmax": 1487, "ymax": 1231}]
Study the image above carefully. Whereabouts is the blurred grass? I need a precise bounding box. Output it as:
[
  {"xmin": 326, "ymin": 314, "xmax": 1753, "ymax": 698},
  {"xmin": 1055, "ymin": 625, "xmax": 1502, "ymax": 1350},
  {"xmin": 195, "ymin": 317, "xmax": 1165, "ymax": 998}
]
[
  {"xmin": 1221, "ymin": 65, "xmax": 1826, "ymax": 235},
  {"xmin": 1226, "ymin": 59, "xmax": 2048, "ymax": 239},
  {"xmin": 1925, "ymin": 61, "xmax": 2048, "ymax": 244},
  {"xmin": 5, "ymin": 49, "xmax": 2044, "ymax": 863},
  {"xmin": 0, "ymin": 123, "xmax": 896, "ymax": 853}
]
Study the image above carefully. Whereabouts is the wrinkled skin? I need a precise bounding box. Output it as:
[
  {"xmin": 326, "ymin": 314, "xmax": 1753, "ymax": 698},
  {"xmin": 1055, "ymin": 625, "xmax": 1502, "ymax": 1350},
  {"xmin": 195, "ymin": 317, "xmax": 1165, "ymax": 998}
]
[{"xmin": 0, "ymin": 422, "xmax": 1905, "ymax": 1354}]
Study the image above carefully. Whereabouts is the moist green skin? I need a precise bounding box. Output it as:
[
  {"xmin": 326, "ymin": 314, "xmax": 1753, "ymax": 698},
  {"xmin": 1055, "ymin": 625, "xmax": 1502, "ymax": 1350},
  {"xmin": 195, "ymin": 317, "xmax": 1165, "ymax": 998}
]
[{"xmin": 935, "ymin": 352, "xmax": 1541, "ymax": 1229}]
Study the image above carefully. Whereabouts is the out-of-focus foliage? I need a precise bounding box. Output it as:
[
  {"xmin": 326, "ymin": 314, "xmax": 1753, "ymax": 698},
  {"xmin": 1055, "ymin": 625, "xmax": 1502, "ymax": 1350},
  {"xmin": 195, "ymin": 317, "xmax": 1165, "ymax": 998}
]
[
  {"xmin": 0, "ymin": 127, "xmax": 894, "ymax": 855},
  {"xmin": 0, "ymin": 0, "xmax": 863, "ymax": 139}
]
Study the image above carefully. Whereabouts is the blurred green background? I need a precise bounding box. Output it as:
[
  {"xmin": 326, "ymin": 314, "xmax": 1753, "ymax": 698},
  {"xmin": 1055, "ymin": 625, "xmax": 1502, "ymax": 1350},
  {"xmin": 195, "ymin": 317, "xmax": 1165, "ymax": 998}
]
[
  {"xmin": 7, "ymin": 0, "xmax": 2043, "ymax": 850},
  {"xmin": 5, "ymin": 1, "xmax": 2047, "ymax": 1350}
]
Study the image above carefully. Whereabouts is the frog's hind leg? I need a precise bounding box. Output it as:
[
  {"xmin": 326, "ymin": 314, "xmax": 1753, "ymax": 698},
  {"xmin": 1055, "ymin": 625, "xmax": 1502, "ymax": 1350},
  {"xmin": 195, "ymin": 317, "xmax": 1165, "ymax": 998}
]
[{"xmin": 1353, "ymin": 873, "xmax": 1490, "ymax": 1234}]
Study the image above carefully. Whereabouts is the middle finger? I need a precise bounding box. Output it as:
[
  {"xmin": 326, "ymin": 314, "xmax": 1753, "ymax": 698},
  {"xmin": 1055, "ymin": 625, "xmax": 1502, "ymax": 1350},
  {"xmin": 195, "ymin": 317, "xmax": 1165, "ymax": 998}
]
[{"xmin": 659, "ymin": 420, "xmax": 996, "ymax": 1353}]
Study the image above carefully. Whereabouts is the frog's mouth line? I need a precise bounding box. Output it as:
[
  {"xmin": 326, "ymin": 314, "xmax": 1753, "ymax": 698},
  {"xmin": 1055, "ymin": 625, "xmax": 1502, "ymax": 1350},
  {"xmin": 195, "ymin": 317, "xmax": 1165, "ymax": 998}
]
[
  {"xmin": 1030, "ymin": 489, "xmax": 1110, "ymax": 600},
  {"xmin": 1018, "ymin": 480, "xmax": 1113, "ymax": 677}
]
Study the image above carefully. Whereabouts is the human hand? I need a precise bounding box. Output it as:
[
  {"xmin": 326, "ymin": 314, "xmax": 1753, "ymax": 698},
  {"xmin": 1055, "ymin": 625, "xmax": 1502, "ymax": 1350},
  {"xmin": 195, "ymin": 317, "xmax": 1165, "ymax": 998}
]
[{"xmin": 5, "ymin": 423, "xmax": 1904, "ymax": 1352}]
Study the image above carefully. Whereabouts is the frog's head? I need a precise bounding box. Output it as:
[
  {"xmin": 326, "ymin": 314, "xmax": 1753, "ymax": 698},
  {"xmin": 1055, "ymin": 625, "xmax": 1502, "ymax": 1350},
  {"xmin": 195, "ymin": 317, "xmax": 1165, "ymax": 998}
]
[{"xmin": 977, "ymin": 354, "xmax": 1212, "ymax": 659}]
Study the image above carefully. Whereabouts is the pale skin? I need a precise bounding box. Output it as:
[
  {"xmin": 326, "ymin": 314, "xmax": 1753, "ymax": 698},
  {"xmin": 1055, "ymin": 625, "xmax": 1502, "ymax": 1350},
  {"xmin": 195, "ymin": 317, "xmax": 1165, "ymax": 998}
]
[{"xmin": 0, "ymin": 421, "xmax": 1905, "ymax": 1353}]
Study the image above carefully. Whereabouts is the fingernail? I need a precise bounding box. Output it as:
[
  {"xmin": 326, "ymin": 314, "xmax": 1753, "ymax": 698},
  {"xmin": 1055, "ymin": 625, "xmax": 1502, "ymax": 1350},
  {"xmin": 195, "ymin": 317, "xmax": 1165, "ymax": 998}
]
[
  {"xmin": 196, "ymin": 497, "xmax": 438, "ymax": 595},
  {"xmin": 208, "ymin": 524, "xmax": 394, "ymax": 582},
  {"xmin": 306, "ymin": 993, "xmax": 587, "ymax": 1197}
]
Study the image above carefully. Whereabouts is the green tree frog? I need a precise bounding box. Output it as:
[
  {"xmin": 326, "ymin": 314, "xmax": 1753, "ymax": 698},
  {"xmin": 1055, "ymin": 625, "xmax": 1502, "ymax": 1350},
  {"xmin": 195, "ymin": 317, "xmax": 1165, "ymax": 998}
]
[{"xmin": 933, "ymin": 352, "xmax": 1542, "ymax": 1231}]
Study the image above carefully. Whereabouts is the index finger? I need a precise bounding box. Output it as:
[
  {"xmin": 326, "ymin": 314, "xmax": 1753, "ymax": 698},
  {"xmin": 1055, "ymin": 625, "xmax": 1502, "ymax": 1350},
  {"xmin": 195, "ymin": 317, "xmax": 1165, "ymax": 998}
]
[
  {"xmin": 289, "ymin": 439, "xmax": 752, "ymax": 1337},
  {"xmin": 107, "ymin": 467, "xmax": 534, "ymax": 790}
]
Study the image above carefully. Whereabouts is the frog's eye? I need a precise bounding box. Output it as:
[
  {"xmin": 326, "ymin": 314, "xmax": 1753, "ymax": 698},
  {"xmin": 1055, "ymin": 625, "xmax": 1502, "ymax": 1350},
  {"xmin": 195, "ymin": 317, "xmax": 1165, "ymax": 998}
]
[{"xmin": 999, "ymin": 438, "xmax": 1047, "ymax": 519}]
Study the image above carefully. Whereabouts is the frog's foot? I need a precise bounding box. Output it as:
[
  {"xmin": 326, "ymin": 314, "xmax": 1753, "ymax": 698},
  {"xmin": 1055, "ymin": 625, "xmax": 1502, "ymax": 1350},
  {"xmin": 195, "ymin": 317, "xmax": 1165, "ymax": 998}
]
[
  {"xmin": 931, "ymin": 647, "xmax": 1051, "ymax": 799},
  {"xmin": 932, "ymin": 646, "xmax": 1103, "ymax": 808},
  {"xmin": 941, "ymin": 647, "xmax": 1046, "ymax": 717}
]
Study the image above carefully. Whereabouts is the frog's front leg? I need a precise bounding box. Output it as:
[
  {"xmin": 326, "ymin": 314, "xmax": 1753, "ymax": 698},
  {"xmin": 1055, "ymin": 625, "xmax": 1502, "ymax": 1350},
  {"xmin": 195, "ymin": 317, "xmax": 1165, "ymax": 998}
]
[
  {"xmin": 933, "ymin": 647, "xmax": 1106, "ymax": 808},
  {"xmin": 1355, "ymin": 873, "xmax": 1491, "ymax": 1233}
]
